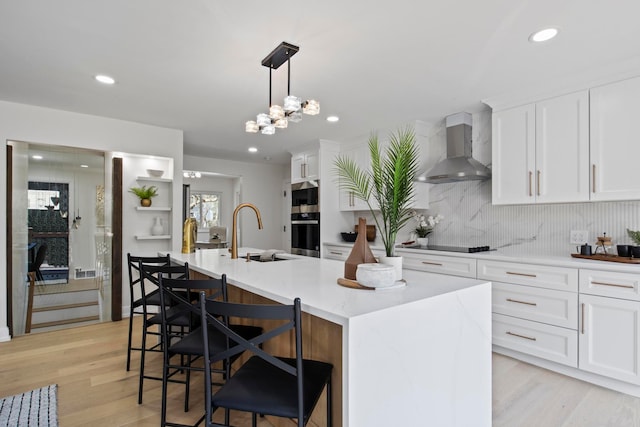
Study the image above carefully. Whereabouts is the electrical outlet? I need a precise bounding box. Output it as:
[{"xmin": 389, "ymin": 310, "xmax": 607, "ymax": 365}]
[{"xmin": 570, "ymin": 230, "xmax": 589, "ymax": 244}]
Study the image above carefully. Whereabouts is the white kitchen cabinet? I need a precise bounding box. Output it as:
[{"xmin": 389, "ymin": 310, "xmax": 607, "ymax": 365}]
[
  {"xmin": 400, "ymin": 251, "xmax": 476, "ymax": 278},
  {"xmin": 323, "ymin": 244, "xmax": 351, "ymax": 261},
  {"xmin": 493, "ymin": 313, "xmax": 578, "ymax": 367},
  {"xmin": 492, "ymin": 104, "xmax": 535, "ymax": 205},
  {"xmin": 579, "ymin": 268, "xmax": 640, "ymax": 301},
  {"xmin": 477, "ymin": 259, "xmax": 578, "ymax": 292},
  {"xmin": 590, "ymin": 75, "xmax": 640, "ymax": 201},
  {"xmin": 492, "ymin": 90, "xmax": 589, "ymax": 205},
  {"xmin": 480, "ymin": 259, "xmax": 578, "ymax": 367},
  {"xmin": 579, "ymin": 293, "xmax": 640, "ymax": 385},
  {"xmin": 337, "ymin": 142, "xmax": 429, "ymax": 211},
  {"xmin": 291, "ymin": 150, "xmax": 319, "ymax": 183},
  {"xmin": 323, "ymin": 243, "xmax": 384, "ymax": 261},
  {"xmin": 492, "ymin": 281, "xmax": 578, "ymax": 329},
  {"xmin": 338, "ymin": 144, "xmax": 371, "ymax": 211}
]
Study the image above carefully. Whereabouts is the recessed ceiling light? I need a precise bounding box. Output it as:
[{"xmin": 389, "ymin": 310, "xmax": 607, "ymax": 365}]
[
  {"xmin": 95, "ymin": 74, "xmax": 115, "ymax": 85},
  {"xmin": 529, "ymin": 28, "xmax": 559, "ymax": 43},
  {"xmin": 32, "ymin": 155, "xmax": 43, "ymax": 160},
  {"xmin": 248, "ymin": 147, "xmax": 258, "ymax": 153},
  {"xmin": 327, "ymin": 115, "xmax": 340, "ymax": 122},
  {"xmin": 80, "ymin": 164, "xmax": 89, "ymax": 168}
]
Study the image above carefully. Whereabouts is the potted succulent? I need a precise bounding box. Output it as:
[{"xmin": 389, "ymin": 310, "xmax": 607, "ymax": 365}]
[
  {"xmin": 129, "ymin": 185, "xmax": 158, "ymax": 207},
  {"xmin": 334, "ymin": 127, "xmax": 420, "ymax": 277}
]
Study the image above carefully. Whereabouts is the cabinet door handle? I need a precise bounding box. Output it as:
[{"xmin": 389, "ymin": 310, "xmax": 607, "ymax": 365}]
[
  {"xmin": 528, "ymin": 171, "xmax": 533, "ymax": 197},
  {"xmin": 537, "ymin": 170, "xmax": 541, "ymax": 196},
  {"xmin": 422, "ymin": 261, "xmax": 443, "ymax": 266},
  {"xmin": 330, "ymin": 251, "xmax": 343, "ymax": 255},
  {"xmin": 591, "ymin": 280, "xmax": 634, "ymax": 289},
  {"xmin": 506, "ymin": 331, "xmax": 537, "ymax": 341},
  {"xmin": 300, "ymin": 163, "xmax": 304, "ymax": 178},
  {"xmin": 506, "ymin": 271, "xmax": 537, "ymax": 278},
  {"xmin": 592, "ymin": 164, "xmax": 596, "ymax": 193},
  {"xmin": 506, "ymin": 298, "xmax": 537, "ymax": 306},
  {"xmin": 581, "ymin": 303, "xmax": 585, "ymax": 334}
]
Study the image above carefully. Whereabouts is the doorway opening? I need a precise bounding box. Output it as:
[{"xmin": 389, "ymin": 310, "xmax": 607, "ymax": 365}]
[{"xmin": 9, "ymin": 141, "xmax": 113, "ymax": 335}]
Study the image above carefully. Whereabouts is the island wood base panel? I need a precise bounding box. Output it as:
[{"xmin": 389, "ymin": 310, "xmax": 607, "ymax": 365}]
[{"xmin": 191, "ymin": 269, "xmax": 342, "ymax": 427}]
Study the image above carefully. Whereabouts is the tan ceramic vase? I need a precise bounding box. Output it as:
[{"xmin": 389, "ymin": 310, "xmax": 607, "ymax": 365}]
[
  {"xmin": 344, "ymin": 217, "xmax": 378, "ymax": 280},
  {"xmin": 140, "ymin": 198, "xmax": 152, "ymax": 207}
]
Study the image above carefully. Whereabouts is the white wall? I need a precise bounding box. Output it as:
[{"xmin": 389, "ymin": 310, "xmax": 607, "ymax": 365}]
[
  {"xmin": 0, "ymin": 100, "xmax": 183, "ymax": 341},
  {"xmin": 183, "ymin": 155, "xmax": 288, "ymax": 250}
]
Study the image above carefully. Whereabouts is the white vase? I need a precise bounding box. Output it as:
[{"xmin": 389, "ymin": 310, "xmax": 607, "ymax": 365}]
[
  {"xmin": 417, "ymin": 237, "xmax": 429, "ymax": 247},
  {"xmin": 151, "ymin": 217, "xmax": 164, "ymax": 236},
  {"xmin": 379, "ymin": 255, "xmax": 403, "ymax": 281}
]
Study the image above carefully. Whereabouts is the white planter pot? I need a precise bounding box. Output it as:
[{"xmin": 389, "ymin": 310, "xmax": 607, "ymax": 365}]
[
  {"xmin": 379, "ymin": 255, "xmax": 403, "ymax": 280},
  {"xmin": 416, "ymin": 237, "xmax": 429, "ymax": 247}
]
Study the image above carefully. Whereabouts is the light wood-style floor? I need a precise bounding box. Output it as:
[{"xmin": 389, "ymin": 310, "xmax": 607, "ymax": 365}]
[{"xmin": 1, "ymin": 318, "xmax": 640, "ymax": 426}]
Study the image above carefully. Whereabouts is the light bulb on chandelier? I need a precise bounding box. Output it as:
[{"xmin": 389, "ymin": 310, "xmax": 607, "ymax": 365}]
[{"xmin": 245, "ymin": 42, "xmax": 319, "ymax": 134}]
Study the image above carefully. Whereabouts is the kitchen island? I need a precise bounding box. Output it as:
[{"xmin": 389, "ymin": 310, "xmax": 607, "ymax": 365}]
[{"xmin": 165, "ymin": 248, "xmax": 492, "ymax": 427}]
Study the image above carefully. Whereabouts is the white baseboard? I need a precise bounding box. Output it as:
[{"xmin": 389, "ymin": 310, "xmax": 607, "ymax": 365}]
[{"xmin": 0, "ymin": 326, "xmax": 11, "ymax": 342}]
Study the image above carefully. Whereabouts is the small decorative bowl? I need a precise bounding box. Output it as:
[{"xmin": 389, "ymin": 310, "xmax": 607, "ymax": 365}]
[
  {"xmin": 146, "ymin": 169, "xmax": 164, "ymax": 178},
  {"xmin": 341, "ymin": 232, "xmax": 357, "ymax": 242},
  {"xmin": 356, "ymin": 263, "xmax": 396, "ymax": 288}
]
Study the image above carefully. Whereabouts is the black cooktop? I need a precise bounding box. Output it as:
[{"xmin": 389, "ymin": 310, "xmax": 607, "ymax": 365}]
[{"xmin": 427, "ymin": 245, "xmax": 492, "ymax": 253}]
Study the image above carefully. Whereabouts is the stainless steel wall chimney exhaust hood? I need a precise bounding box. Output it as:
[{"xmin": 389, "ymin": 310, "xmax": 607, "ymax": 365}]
[{"xmin": 420, "ymin": 112, "xmax": 491, "ymax": 184}]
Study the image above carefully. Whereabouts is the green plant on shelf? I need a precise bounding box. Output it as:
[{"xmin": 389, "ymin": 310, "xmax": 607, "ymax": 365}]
[
  {"xmin": 129, "ymin": 185, "xmax": 158, "ymax": 207},
  {"xmin": 627, "ymin": 228, "xmax": 640, "ymax": 245}
]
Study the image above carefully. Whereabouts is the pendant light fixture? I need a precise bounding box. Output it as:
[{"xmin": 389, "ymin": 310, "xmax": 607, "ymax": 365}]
[{"xmin": 245, "ymin": 41, "xmax": 319, "ymax": 135}]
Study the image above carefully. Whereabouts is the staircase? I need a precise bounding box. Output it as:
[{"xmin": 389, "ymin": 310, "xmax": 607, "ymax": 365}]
[{"xmin": 29, "ymin": 281, "xmax": 101, "ymax": 333}]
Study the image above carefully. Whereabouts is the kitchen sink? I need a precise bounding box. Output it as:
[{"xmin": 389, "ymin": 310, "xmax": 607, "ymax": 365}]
[{"xmin": 246, "ymin": 254, "xmax": 289, "ymax": 262}]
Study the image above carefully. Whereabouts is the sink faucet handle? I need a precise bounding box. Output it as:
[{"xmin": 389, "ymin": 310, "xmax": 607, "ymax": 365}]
[{"xmin": 246, "ymin": 252, "xmax": 251, "ymax": 262}]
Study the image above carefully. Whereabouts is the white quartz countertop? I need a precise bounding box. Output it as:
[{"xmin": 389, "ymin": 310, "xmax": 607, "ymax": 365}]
[
  {"xmin": 325, "ymin": 241, "xmax": 640, "ymax": 273},
  {"xmin": 164, "ymin": 248, "xmax": 490, "ymax": 326}
]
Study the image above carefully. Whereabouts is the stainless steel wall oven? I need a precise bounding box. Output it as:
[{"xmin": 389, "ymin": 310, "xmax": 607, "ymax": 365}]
[{"xmin": 290, "ymin": 212, "xmax": 320, "ymax": 257}]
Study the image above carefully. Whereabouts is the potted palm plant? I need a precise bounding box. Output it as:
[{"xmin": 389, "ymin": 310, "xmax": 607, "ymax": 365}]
[{"xmin": 334, "ymin": 127, "xmax": 420, "ymax": 278}]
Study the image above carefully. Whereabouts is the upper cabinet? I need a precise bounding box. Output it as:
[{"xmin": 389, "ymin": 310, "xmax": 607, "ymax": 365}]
[
  {"xmin": 338, "ymin": 143, "xmax": 371, "ymax": 211},
  {"xmin": 336, "ymin": 141, "xmax": 429, "ymax": 211},
  {"xmin": 590, "ymin": 76, "xmax": 640, "ymax": 201},
  {"xmin": 291, "ymin": 150, "xmax": 319, "ymax": 183},
  {"xmin": 491, "ymin": 75, "xmax": 640, "ymax": 205},
  {"xmin": 492, "ymin": 91, "xmax": 589, "ymax": 205}
]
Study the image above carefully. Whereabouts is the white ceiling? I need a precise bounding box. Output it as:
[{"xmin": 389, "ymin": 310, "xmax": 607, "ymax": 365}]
[{"xmin": 2, "ymin": 1, "xmax": 640, "ymax": 165}]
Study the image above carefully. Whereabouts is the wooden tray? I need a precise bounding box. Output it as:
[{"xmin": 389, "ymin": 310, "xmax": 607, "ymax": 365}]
[
  {"xmin": 337, "ymin": 277, "xmax": 407, "ymax": 290},
  {"xmin": 337, "ymin": 277, "xmax": 375, "ymax": 290},
  {"xmin": 571, "ymin": 254, "xmax": 640, "ymax": 264}
]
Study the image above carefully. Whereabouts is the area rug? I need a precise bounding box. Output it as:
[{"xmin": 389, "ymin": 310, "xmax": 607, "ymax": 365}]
[{"xmin": 0, "ymin": 384, "xmax": 58, "ymax": 427}]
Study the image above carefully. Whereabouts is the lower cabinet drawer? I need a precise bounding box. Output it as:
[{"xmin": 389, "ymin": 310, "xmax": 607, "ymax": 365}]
[
  {"xmin": 402, "ymin": 253, "xmax": 476, "ymax": 278},
  {"xmin": 492, "ymin": 313, "xmax": 578, "ymax": 367},
  {"xmin": 492, "ymin": 282, "xmax": 578, "ymax": 329},
  {"xmin": 324, "ymin": 245, "xmax": 349, "ymax": 261},
  {"xmin": 579, "ymin": 269, "xmax": 640, "ymax": 301}
]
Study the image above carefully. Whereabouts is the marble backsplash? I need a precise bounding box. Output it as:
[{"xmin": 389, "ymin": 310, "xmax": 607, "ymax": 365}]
[{"xmin": 425, "ymin": 180, "xmax": 640, "ymax": 257}]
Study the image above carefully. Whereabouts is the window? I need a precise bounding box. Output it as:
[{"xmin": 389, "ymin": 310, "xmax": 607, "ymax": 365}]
[{"xmin": 190, "ymin": 192, "xmax": 221, "ymax": 229}]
